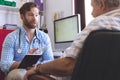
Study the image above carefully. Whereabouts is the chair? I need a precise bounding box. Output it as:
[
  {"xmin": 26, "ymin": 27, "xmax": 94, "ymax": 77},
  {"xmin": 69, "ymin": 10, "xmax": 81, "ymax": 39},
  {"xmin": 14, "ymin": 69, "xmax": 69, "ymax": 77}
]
[
  {"xmin": 71, "ymin": 29, "xmax": 120, "ymax": 80},
  {"xmin": 0, "ymin": 29, "xmax": 13, "ymax": 80},
  {"xmin": 0, "ymin": 29, "xmax": 13, "ymax": 56}
]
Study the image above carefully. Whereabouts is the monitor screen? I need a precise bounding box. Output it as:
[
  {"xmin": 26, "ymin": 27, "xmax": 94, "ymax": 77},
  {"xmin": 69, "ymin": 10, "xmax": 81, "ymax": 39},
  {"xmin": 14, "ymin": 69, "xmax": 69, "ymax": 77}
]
[{"xmin": 54, "ymin": 14, "xmax": 81, "ymax": 51}]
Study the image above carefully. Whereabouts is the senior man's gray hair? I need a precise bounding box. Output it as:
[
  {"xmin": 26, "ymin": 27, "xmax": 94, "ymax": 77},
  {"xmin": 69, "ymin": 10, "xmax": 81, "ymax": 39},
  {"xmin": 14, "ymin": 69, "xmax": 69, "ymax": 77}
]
[{"xmin": 93, "ymin": 0, "xmax": 120, "ymax": 8}]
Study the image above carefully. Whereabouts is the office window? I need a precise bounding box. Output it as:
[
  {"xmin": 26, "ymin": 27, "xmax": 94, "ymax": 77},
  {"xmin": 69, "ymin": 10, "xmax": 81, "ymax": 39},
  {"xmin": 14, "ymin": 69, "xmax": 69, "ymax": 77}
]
[
  {"xmin": 75, "ymin": 0, "xmax": 94, "ymax": 29},
  {"xmin": 74, "ymin": 0, "xmax": 85, "ymax": 30},
  {"xmin": 85, "ymin": 0, "xmax": 94, "ymax": 25}
]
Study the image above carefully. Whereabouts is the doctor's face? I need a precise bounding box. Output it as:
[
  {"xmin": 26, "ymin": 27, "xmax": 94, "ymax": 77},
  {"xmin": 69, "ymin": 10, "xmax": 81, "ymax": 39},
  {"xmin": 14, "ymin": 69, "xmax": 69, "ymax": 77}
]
[{"xmin": 21, "ymin": 7, "xmax": 39, "ymax": 29}]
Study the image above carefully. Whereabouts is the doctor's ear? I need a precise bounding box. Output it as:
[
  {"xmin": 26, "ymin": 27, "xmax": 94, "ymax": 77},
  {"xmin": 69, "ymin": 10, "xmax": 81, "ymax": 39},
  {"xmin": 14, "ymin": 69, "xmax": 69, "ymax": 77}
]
[{"xmin": 20, "ymin": 14, "xmax": 24, "ymax": 20}]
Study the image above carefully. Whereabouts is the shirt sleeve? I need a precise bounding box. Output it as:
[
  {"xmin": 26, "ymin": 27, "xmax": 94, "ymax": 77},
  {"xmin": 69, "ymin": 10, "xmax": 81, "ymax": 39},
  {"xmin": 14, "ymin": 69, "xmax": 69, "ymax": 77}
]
[
  {"xmin": 62, "ymin": 27, "xmax": 92, "ymax": 59},
  {"xmin": 0, "ymin": 33, "xmax": 16, "ymax": 72},
  {"xmin": 40, "ymin": 33, "xmax": 54, "ymax": 63}
]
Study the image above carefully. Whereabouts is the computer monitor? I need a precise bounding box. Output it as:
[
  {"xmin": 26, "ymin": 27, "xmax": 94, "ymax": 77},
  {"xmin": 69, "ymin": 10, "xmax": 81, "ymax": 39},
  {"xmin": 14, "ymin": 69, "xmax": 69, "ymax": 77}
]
[{"xmin": 54, "ymin": 14, "xmax": 81, "ymax": 51}]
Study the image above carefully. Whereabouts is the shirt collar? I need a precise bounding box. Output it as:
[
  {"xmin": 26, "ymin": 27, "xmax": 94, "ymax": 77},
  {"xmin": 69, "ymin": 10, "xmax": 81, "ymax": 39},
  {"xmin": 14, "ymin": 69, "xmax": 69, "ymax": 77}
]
[
  {"xmin": 102, "ymin": 8, "xmax": 120, "ymax": 16},
  {"xmin": 20, "ymin": 27, "xmax": 39, "ymax": 38}
]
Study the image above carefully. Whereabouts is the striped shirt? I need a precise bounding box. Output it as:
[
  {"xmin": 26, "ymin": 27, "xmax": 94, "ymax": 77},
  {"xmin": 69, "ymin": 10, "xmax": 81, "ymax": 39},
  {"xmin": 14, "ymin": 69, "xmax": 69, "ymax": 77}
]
[{"xmin": 63, "ymin": 8, "xmax": 120, "ymax": 58}]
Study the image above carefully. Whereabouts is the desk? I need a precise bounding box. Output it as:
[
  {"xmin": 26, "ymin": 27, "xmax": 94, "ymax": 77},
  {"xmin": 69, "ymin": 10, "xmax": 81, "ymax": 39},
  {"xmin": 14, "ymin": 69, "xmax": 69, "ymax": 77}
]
[{"xmin": 53, "ymin": 51, "xmax": 63, "ymax": 58}]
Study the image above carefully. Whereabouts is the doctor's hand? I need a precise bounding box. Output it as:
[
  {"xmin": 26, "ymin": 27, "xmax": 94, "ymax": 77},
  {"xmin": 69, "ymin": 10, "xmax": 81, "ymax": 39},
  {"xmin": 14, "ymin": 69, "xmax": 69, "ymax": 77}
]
[{"xmin": 28, "ymin": 48, "xmax": 38, "ymax": 54}]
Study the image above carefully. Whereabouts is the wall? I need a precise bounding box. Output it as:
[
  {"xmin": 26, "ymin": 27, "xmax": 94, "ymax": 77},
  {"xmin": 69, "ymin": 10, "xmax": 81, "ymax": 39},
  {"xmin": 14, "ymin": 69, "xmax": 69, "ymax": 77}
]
[
  {"xmin": 45, "ymin": 0, "xmax": 75, "ymax": 50},
  {"xmin": 0, "ymin": 0, "xmax": 34, "ymax": 28},
  {"xmin": 0, "ymin": 5, "xmax": 21, "ymax": 27}
]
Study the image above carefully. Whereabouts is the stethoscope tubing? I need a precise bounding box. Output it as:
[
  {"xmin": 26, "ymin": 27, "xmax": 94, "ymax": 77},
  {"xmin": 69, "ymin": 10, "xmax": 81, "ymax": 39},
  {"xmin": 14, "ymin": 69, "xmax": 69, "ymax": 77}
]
[{"xmin": 17, "ymin": 29, "xmax": 41, "ymax": 54}]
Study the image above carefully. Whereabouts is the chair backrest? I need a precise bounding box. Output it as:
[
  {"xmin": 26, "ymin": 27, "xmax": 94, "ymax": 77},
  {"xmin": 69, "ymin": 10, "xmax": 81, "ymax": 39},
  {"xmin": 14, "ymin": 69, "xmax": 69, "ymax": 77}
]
[
  {"xmin": 71, "ymin": 29, "xmax": 120, "ymax": 80},
  {"xmin": 0, "ymin": 29, "xmax": 13, "ymax": 80},
  {"xmin": 0, "ymin": 29, "xmax": 13, "ymax": 57}
]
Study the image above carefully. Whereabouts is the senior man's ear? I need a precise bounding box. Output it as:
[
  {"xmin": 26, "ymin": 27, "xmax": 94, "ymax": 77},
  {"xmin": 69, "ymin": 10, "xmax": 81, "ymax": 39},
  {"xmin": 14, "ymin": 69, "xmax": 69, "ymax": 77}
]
[{"xmin": 100, "ymin": 0, "xmax": 106, "ymax": 10}]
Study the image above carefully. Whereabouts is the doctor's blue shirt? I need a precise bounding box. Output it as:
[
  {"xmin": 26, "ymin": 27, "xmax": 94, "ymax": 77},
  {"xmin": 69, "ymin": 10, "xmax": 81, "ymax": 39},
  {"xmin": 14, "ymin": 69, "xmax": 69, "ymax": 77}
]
[{"xmin": 0, "ymin": 27, "xmax": 54, "ymax": 72}]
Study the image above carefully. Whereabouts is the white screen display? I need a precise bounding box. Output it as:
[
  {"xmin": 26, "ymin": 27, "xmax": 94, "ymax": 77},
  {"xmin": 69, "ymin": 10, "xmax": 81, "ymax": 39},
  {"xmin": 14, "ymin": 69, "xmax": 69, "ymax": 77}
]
[
  {"xmin": 54, "ymin": 14, "xmax": 81, "ymax": 51},
  {"xmin": 54, "ymin": 15, "xmax": 80, "ymax": 43}
]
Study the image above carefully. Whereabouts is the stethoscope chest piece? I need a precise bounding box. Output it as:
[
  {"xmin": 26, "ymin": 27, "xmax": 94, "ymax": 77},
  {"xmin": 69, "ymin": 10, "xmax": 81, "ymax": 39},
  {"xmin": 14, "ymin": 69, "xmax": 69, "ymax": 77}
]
[{"xmin": 17, "ymin": 48, "xmax": 22, "ymax": 54}]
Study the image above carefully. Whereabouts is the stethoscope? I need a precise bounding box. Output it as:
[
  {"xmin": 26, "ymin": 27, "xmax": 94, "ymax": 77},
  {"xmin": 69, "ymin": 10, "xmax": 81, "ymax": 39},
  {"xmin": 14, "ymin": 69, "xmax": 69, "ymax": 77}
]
[{"xmin": 17, "ymin": 29, "xmax": 41, "ymax": 54}]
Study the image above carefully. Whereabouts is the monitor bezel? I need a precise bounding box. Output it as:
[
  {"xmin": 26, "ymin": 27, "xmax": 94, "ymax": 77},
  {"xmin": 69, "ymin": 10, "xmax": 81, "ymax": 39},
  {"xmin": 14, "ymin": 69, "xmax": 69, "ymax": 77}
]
[{"xmin": 54, "ymin": 14, "xmax": 81, "ymax": 44}]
